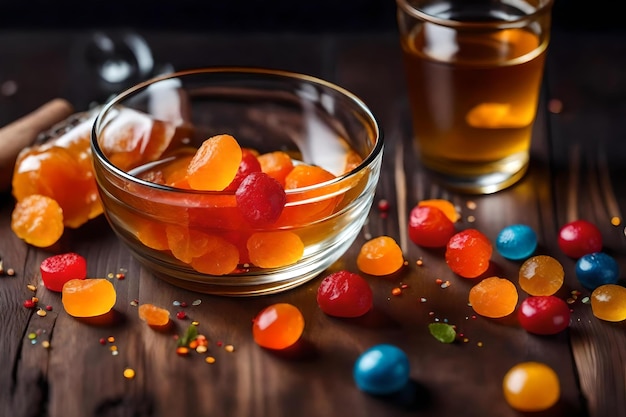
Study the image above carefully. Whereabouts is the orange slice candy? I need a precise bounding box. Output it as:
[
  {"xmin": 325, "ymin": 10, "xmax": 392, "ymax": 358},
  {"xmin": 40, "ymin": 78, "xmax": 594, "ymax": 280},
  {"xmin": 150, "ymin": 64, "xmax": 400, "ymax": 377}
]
[{"xmin": 11, "ymin": 194, "xmax": 64, "ymax": 248}]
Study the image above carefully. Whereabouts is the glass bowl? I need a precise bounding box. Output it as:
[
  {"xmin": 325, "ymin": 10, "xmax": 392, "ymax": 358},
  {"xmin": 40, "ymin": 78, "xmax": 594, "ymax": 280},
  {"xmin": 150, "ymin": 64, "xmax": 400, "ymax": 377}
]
[{"xmin": 91, "ymin": 67, "xmax": 383, "ymax": 296}]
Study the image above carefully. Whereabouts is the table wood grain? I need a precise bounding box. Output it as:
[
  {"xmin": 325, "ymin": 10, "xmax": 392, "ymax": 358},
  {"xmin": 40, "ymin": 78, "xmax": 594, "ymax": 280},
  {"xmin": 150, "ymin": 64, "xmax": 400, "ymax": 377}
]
[{"xmin": 1, "ymin": 28, "xmax": 625, "ymax": 417}]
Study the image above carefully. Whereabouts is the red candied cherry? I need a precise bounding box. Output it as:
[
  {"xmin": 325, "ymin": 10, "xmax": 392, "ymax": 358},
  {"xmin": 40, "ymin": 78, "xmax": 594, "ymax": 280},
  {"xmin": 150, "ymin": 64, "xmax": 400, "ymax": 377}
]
[
  {"xmin": 317, "ymin": 271, "xmax": 373, "ymax": 318},
  {"xmin": 225, "ymin": 149, "xmax": 262, "ymax": 191},
  {"xmin": 408, "ymin": 205, "xmax": 456, "ymax": 248},
  {"xmin": 518, "ymin": 295, "xmax": 571, "ymax": 335},
  {"xmin": 40, "ymin": 252, "xmax": 87, "ymax": 292},
  {"xmin": 557, "ymin": 220, "xmax": 602, "ymax": 258},
  {"xmin": 235, "ymin": 171, "xmax": 286, "ymax": 225},
  {"xmin": 445, "ymin": 229, "xmax": 492, "ymax": 278}
]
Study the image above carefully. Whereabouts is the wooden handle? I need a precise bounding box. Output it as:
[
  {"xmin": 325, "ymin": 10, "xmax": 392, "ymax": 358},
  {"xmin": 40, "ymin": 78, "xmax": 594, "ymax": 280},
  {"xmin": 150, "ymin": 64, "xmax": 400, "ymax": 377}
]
[{"xmin": 0, "ymin": 98, "xmax": 75, "ymax": 192}]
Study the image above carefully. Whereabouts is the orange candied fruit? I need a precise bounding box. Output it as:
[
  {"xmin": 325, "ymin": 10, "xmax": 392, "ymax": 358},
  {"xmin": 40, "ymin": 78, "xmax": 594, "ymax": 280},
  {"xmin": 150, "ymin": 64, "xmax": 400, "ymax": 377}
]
[
  {"xmin": 138, "ymin": 303, "xmax": 171, "ymax": 327},
  {"xmin": 357, "ymin": 236, "xmax": 404, "ymax": 276},
  {"xmin": 257, "ymin": 151, "xmax": 294, "ymax": 186},
  {"xmin": 252, "ymin": 303, "xmax": 304, "ymax": 350},
  {"xmin": 12, "ymin": 145, "xmax": 98, "ymax": 229},
  {"xmin": 247, "ymin": 231, "xmax": 305, "ymax": 268},
  {"xmin": 445, "ymin": 229, "xmax": 492, "ymax": 278},
  {"xmin": 190, "ymin": 236, "xmax": 240, "ymax": 275},
  {"xmin": 61, "ymin": 278, "xmax": 117, "ymax": 318},
  {"xmin": 469, "ymin": 276, "xmax": 518, "ymax": 318},
  {"xmin": 11, "ymin": 194, "xmax": 64, "ymax": 248},
  {"xmin": 280, "ymin": 164, "xmax": 340, "ymax": 224},
  {"xmin": 186, "ymin": 134, "xmax": 242, "ymax": 191},
  {"xmin": 418, "ymin": 199, "xmax": 460, "ymax": 223},
  {"xmin": 99, "ymin": 107, "xmax": 181, "ymax": 171}
]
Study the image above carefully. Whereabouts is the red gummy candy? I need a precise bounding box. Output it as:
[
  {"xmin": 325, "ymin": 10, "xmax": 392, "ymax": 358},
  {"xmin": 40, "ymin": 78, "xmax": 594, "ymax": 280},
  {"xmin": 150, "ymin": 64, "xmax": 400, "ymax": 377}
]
[
  {"xmin": 445, "ymin": 229, "xmax": 492, "ymax": 278},
  {"xmin": 316, "ymin": 270, "xmax": 373, "ymax": 318},
  {"xmin": 235, "ymin": 171, "xmax": 286, "ymax": 225},
  {"xmin": 408, "ymin": 205, "xmax": 455, "ymax": 248},
  {"xmin": 40, "ymin": 252, "xmax": 87, "ymax": 292},
  {"xmin": 558, "ymin": 220, "xmax": 602, "ymax": 258}
]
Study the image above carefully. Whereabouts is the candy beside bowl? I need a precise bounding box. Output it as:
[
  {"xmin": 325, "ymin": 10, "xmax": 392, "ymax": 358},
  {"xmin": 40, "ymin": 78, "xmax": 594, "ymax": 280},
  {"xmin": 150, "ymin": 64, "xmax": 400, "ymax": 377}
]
[{"xmin": 91, "ymin": 67, "xmax": 383, "ymax": 296}]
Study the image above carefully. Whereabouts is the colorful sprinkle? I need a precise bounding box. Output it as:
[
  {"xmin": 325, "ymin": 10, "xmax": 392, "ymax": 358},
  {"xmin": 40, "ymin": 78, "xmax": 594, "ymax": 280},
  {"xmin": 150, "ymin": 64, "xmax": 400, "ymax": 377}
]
[
  {"xmin": 224, "ymin": 344, "xmax": 235, "ymax": 353},
  {"xmin": 205, "ymin": 356, "xmax": 216, "ymax": 364},
  {"xmin": 123, "ymin": 368, "xmax": 136, "ymax": 379},
  {"xmin": 176, "ymin": 347, "xmax": 190, "ymax": 356}
]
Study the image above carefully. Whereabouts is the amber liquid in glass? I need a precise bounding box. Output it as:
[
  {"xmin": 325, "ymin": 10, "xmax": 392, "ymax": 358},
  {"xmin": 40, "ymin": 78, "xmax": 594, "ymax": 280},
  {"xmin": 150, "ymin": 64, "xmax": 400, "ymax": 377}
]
[{"xmin": 401, "ymin": 8, "xmax": 548, "ymax": 192}]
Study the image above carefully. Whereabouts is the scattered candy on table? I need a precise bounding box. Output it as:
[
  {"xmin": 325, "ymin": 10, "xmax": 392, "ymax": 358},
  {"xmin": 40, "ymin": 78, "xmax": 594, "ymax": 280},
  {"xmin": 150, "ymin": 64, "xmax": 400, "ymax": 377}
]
[
  {"xmin": 575, "ymin": 252, "xmax": 620, "ymax": 290},
  {"xmin": 469, "ymin": 277, "xmax": 518, "ymax": 318},
  {"xmin": 353, "ymin": 344, "xmax": 411, "ymax": 395},
  {"xmin": 138, "ymin": 303, "xmax": 172, "ymax": 327},
  {"xmin": 40, "ymin": 252, "xmax": 87, "ymax": 292},
  {"xmin": 445, "ymin": 229, "xmax": 492, "ymax": 278},
  {"xmin": 252, "ymin": 303, "xmax": 304, "ymax": 350},
  {"xmin": 61, "ymin": 278, "xmax": 116, "ymax": 318},
  {"xmin": 316, "ymin": 270, "xmax": 373, "ymax": 318},
  {"xmin": 502, "ymin": 361, "xmax": 560, "ymax": 412},
  {"xmin": 517, "ymin": 295, "xmax": 571, "ymax": 335},
  {"xmin": 495, "ymin": 224, "xmax": 538, "ymax": 260},
  {"xmin": 590, "ymin": 284, "xmax": 626, "ymax": 322},
  {"xmin": 356, "ymin": 236, "xmax": 404, "ymax": 276},
  {"xmin": 518, "ymin": 255, "xmax": 564, "ymax": 296},
  {"xmin": 408, "ymin": 204, "xmax": 456, "ymax": 248},
  {"xmin": 557, "ymin": 219, "xmax": 603, "ymax": 259}
]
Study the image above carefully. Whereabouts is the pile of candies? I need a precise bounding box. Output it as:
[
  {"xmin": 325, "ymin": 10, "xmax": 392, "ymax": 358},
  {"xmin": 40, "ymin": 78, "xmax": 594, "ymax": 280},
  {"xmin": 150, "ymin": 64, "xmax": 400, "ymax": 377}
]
[
  {"xmin": 10, "ymin": 107, "xmax": 364, "ymax": 276},
  {"xmin": 124, "ymin": 132, "xmax": 359, "ymax": 274},
  {"xmin": 10, "ymin": 109, "xmax": 186, "ymax": 247}
]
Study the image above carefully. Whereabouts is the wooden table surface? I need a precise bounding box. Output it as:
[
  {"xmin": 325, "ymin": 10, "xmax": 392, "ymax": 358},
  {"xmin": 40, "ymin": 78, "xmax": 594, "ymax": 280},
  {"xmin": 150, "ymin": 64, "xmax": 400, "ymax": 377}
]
[{"xmin": 1, "ymin": 26, "xmax": 625, "ymax": 417}]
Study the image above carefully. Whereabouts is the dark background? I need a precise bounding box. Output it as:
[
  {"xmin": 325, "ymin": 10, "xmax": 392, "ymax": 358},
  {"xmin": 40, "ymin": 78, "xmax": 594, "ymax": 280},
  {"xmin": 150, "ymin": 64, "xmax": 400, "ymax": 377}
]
[{"xmin": 0, "ymin": 0, "xmax": 621, "ymax": 33}]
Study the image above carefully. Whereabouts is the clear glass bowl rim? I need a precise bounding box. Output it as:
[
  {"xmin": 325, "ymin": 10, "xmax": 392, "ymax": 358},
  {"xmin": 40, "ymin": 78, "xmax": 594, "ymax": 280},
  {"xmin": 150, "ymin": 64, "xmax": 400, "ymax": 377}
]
[{"xmin": 91, "ymin": 66, "xmax": 384, "ymax": 196}]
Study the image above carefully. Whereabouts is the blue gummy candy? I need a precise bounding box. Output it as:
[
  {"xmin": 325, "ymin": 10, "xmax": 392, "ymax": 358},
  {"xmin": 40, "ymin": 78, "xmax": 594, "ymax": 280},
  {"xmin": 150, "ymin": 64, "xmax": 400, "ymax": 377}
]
[
  {"xmin": 353, "ymin": 344, "xmax": 410, "ymax": 395},
  {"xmin": 496, "ymin": 224, "xmax": 538, "ymax": 260},
  {"xmin": 575, "ymin": 252, "xmax": 620, "ymax": 290}
]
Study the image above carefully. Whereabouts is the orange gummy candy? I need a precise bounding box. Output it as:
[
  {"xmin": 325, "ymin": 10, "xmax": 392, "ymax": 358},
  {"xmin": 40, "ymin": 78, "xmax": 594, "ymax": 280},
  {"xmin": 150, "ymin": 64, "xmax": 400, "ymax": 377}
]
[
  {"xmin": 279, "ymin": 164, "xmax": 340, "ymax": 225},
  {"xmin": 252, "ymin": 303, "xmax": 305, "ymax": 350},
  {"xmin": 247, "ymin": 231, "xmax": 305, "ymax": 268},
  {"xmin": 61, "ymin": 278, "xmax": 116, "ymax": 317},
  {"xmin": 357, "ymin": 236, "xmax": 405, "ymax": 276},
  {"xmin": 12, "ymin": 146, "xmax": 98, "ymax": 229},
  {"xmin": 99, "ymin": 107, "xmax": 180, "ymax": 171},
  {"xmin": 469, "ymin": 276, "xmax": 518, "ymax": 318},
  {"xmin": 257, "ymin": 151, "xmax": 294, "ymax": 186},
  {"xmin": 11, "ymin": 194, "xmax": 64, "ymax": 248},
  {"xmin": 190, "ymin": 236, "xmax": 240, "ymax": 275},
  {"xmin": 166, "ymin": 226, "xmax": 215, "ymax": 263},
  {"xmin": 186, "ymin": 134, "xmax": 242, "ymax": 191},
  {"xmin": 138, "ymin": 303, "xmax": 171, "ymax": 327}
]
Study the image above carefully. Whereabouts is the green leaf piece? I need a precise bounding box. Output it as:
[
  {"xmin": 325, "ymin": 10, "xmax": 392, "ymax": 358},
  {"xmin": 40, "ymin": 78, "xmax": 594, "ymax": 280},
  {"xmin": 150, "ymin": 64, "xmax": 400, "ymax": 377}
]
[
  {"xmin": 178, "ymin": 324, "xmax": 199, "ymax": 347},
  {"xmin": 428, "ymin": 322, "xmax": 456, "ymax": 344}
]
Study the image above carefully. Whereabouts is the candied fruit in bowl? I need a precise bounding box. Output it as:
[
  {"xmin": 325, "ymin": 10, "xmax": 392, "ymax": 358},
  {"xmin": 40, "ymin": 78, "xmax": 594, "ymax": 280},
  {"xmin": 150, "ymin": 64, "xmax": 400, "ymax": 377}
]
[{"xmin": 91, "ymin": 67, "xmax": 383, "ymax": 295}]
